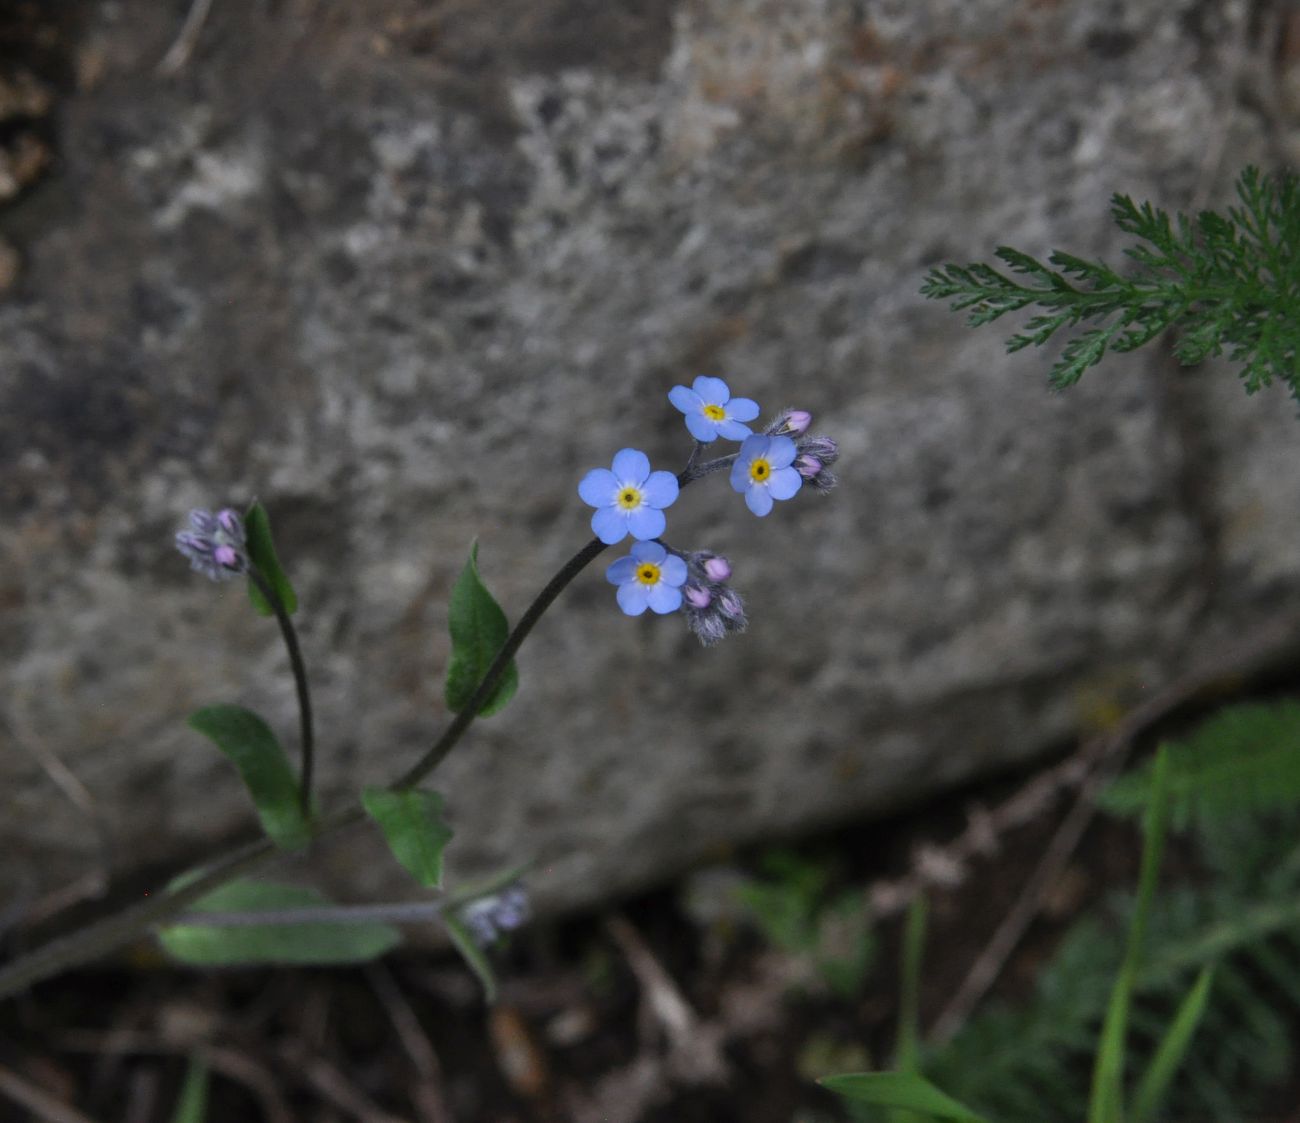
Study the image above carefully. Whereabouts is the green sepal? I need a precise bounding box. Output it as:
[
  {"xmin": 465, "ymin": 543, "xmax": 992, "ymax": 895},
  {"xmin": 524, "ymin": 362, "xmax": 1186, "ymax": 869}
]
[
  {"xmin": 818, "ymin": 1072, "xmax": 991, "ymax": 1122},
  {"xmin": 362, "ymin": 786, "xmax": 455, "ymax": 888},
  {"xmin": 188, "ymin": 704, "xmax": 310, "ymax": 850},
  {"xmin": 244, "ymin": 501, "xmax": 298, "ymax": 617},
  {"xmin": 444, "ymin": 541, "xmax": 518, "ymax": 717},
  {"xmin": 157, "ymin": 879, "xmax": 401, "ymax": 966}
]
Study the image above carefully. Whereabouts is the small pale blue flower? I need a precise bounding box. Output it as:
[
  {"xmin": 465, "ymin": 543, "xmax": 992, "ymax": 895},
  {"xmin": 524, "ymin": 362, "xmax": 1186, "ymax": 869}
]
[
  {"xmin": 605, "ymin": 541, "xmax": 688, "ymax": 616},
  {"xmin": 730, "ymin": 434, "xmax": 802, "ymax": 516},
  {"xmin": 668, "ymin": 376, "xmax": 760, "ymax": 443},
  {"xmin": 579, "ymin": 448, "xmax": 679, "ymax": 545}
]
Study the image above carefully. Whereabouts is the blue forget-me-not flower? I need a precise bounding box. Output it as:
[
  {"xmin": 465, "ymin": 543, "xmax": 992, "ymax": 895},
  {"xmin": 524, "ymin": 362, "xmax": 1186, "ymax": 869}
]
[
  {"xmin": 459, "ymin": 885, "xmax": 531, "ymax": 947},
  {"xmin": 606, "ymin": 541, "xmax": 688, "ymax": 615},
  {"xmin": 668, "ymin": 376, "xmax": 760, "ymax": 443},
  {"xmin": 579, "ymin": 448, "xmax": 679, "ymax": 545},
  {"xmin": 730, "ymin": 434, "xmax": 802, "ymax": 516}
]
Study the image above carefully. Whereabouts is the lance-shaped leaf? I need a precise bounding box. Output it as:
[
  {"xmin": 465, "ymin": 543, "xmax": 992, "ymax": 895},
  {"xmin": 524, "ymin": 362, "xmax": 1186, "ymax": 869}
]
[
  {"xmin": 157, "ymin": 879, "xmax": 401, "ymax": 966},
  {"xmin": 362, "ymin": 786, "xmax": 455, "ymax": 888},
  {"xmin": 819, "ymin": 1073, "xmax": 990, "ymax": 1122},
  {"xmin": 188, "ymin": 705, "xmax": 310, "ymax": 850},
  {"xmin": 244, "ymin": 501, "xmax": 298, "ymax": 617},
  {"xmin": 444, "ymin": 541, "xmax": 518, "ymax": 716},
  {"xmin": 444, "ymin": 912, "xmax": 498, "ymax": 1003}
]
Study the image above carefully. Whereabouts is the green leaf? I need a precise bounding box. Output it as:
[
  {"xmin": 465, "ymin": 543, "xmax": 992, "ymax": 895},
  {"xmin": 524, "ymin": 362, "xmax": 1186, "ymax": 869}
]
[
  {"xmin": 444, "ymin": 913, "xmax": 498, "ymax": 1003},
  {"xmin": 157, "ymin": 879, "xmax": 401, "ymax": 966},
  {"xmin": 244, "ymin": 501, "xmax": 298, "ymax": 617},
  {"xmin": 819, "ymin": 1073, "xmax": 991, "ymax": 1122},
  {"xmin": 362, "ymin": 786, "xmax": 455, "ymax": 888},
  {"xmin": 1130, "ymin": 967, "xmax": 1214, "ymax": 1123},
  {"xmin": 1089, "ymin": 747, "xmax": 1172, "ymax": 1123},
  {"xmin": 188, "ymin": 704, "xmax": 310, "ymax": 850},
  {"xmin": 169, "ymin": 1056, "xmax": 208, "ymax": 1123},
  {"xmin": 444, "ymin": 541, "xmax": 518, "ymax": 717}
]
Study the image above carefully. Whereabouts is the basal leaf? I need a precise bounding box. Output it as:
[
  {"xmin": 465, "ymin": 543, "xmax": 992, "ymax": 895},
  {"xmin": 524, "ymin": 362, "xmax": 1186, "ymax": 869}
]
[
  {"xmin": 157, "ymin": 879, "xmax": 401, "ymax": 966},
  {"xmin": 362, "ymin": 786, "xmax": 455, "ymax": 888},
  {"xmin": 819, "ymin": 1072, "xmax": 991, "ymax": 1122},
  {"xmin": 444, "ymin": 541, "xmax": 518, "ymax": 717},
  {"xmin": 244, "ymin": 501, "xmax": 298, "ymax": 617},
  {"xmin": 188, "ymin": 704, "xmax": 310, "ymax": 850}
]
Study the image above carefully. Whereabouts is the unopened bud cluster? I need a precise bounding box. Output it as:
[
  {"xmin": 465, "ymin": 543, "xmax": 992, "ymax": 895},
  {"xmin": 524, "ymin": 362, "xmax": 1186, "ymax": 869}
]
[
  {"xmin": 459, "ymin": 885, "xmax": 531, "ymax": 947},
  {"xmin": 175, "ymin": 508, "xmax": 249, "ymax": 581},
  {"xmin": 681, "ymin": 551, "xmax": 747, "ymax": 646}
]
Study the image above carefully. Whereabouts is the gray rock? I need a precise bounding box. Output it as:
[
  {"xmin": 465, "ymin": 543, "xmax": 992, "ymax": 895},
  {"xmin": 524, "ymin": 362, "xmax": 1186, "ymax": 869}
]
[{"xmin": 4, "ymin": 0, "xmax": 1298, "ymax": 930}]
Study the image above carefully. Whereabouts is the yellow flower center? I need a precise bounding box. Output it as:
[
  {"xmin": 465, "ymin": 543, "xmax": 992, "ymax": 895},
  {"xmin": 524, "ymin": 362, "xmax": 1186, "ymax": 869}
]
[
  {"xmin": 617, "ymin": 487, "xmax": 643, "ymax": 510},
  {"xmin": 703, "ymin": 403, "xmax": 727, "ymax": 421},
  {"xmin": 636, "ymin": 562, "xmax": 661, "ymax": 586},
  {"xmin": 749, "ymin": 458, "xmax": 771, "ymax": 483}
]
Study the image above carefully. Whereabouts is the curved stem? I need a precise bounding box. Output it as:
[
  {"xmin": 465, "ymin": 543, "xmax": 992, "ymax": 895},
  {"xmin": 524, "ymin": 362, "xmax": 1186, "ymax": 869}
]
[
  {"xmin": 394, "ymin": 537, "xmax": 608, "ymax": 789},
  {"xmin": 249, "ymin": 567, "xmax": 315, "ymax": 817},
  {"xmin": 1, "ymin": 469, "xmax": 719, "ymax": 998}
]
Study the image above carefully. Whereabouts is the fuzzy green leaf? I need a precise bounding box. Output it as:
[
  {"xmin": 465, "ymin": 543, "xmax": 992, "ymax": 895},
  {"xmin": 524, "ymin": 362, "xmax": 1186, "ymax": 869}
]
[
  {"xmin": 157, "ymin": 880, "xmax": 400, "ymax": 966},
  {"xmin": 444, "ymin": 541, "xmax": 518, "ymax": 717},
  {"xmin": 819, "ymin": 1072, "xmax": 990, "ymax": 1122},
  {"xmin": 362, "ymin": 786, "xmax": 455, "ymax": 888},
  {"xmin": 244, "ymin": 501, "xmax": 298, "ymax": 617},
  {"xmin": 188, "ymin": 704, "xmax": 310, "ymax": 850}
]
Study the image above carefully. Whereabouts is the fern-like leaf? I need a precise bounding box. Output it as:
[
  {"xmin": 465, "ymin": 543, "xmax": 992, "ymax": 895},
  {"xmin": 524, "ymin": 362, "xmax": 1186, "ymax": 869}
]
[{"xmin": 922, "ymin": 166, "xmax": 1300, "ymax": 398}]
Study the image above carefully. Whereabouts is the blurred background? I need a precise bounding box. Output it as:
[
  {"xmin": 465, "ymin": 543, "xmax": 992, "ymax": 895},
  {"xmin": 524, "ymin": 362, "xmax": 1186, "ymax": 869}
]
[{"xmin": 4, "ymin": 1, "xmax": 1300, "ymax": 1119}]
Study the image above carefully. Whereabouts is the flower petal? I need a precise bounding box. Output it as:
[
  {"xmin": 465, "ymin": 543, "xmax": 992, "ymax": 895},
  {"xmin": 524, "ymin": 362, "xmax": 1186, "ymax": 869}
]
[
  {"xmin": 668, "ymin": 385, "xmax": 701, "ymax": 414},
  {"xmin": 767, "ymin": 435, "xmax": 798, "ymax": 468},
  {"xmin": 730, "ymin": 456, "xmax": 751, "ymax": 492},
  {"xmin": 685, "ymin": 411, "xmax": 719, "ymax": 443},
  {"xmin": 630, "ymin": 540, "xmax": 667, "ymax": 564},
  {"xmin": 745, "ymin": 484, "xmax": 774, "ymax": 517},
  {"xmin": 727, "ymin": 397, "xmax": 760, "ymax": 422},
  {"xmin": 616, "ymin": 582, "xmax": 650, "ymax": 615},
  {"xmin": 738, "ymin": 433, "xmax": 770, "ymax": 460},
  {"xmin": 692, "ymin": 376, "xmax": 731, "ymax": 404},
  {"xmin": 578, "ymin": 468, "xmax": 618, "ymax": 507},
  {"xmin": 717, "ymin": 418, "xmax": 753, "ymax": 441},
  {"xmin": 592, "ymin": 506, "xmax": 629, "ymax": 545},
  {"xmin": 611, "ymin": 448, "xmax": 651, "ymax": 484},
  {"xmin": 647, "ymin": 582, "xmax": 683, "ymax": 614},
  {"xmin": 641, "ymin": 471, "xmax": 680, "ymax": 509},
  {"xmin": 768, "ymin": 465, "xmax": 803, "ymax": 500},
  {"xmin": 626, "ymin": 506, "xmax": 666, "ymax": 541},
  {"xmin": 661, "ymin": 554, "xmax": 688, "ymax": 586},
  {"xmin": 606, "ymin": 556, "xmax": 638, "ymax": 585}
]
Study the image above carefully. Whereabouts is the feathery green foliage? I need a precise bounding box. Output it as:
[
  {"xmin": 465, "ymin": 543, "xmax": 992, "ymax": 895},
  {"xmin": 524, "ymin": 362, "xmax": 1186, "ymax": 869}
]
[
  {"xmin": 921, "ymin": 167, "xmax": 1300, "ymax": 395},
  {"xmin": 1101, "ymin": 701, "xmax": 1300, "ymax": 829},
  {"xmin": 923, "ymin": 808, "xmax": 1300, "ymax": 1122}
]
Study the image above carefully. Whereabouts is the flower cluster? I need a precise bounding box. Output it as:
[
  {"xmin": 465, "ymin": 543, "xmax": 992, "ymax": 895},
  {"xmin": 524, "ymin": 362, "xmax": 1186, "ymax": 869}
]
[
  {"xmin": 458, "ymin": 885, "xmax": 531, "ymax": 947},
  {"xmin": 578, "ymin": 380, "xmax": 837, "ymax": 641},
  {"xmin": 175, "ymin": 508, "xmax": 249, "ymax": 581}
]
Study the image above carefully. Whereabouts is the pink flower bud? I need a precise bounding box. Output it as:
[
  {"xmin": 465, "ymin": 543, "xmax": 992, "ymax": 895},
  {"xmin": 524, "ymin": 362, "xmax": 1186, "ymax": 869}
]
[
  {"xmin": 213, "ymin": 544, "xmax": 241, "ymax": 570},
  {"xmin": 685, "ymin": 584, "xmax": 712, "ymax": 609},
  {"xmin": 796, "ymin": 454, "xmax": 822, "ymax": 479},
  {"xmin": 784, "ymin": 410, "xmax": 812, "ymax": 435},
  {"xmin": 703, "ymin": 556, "xmax": 731, "ymax": 582}
]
